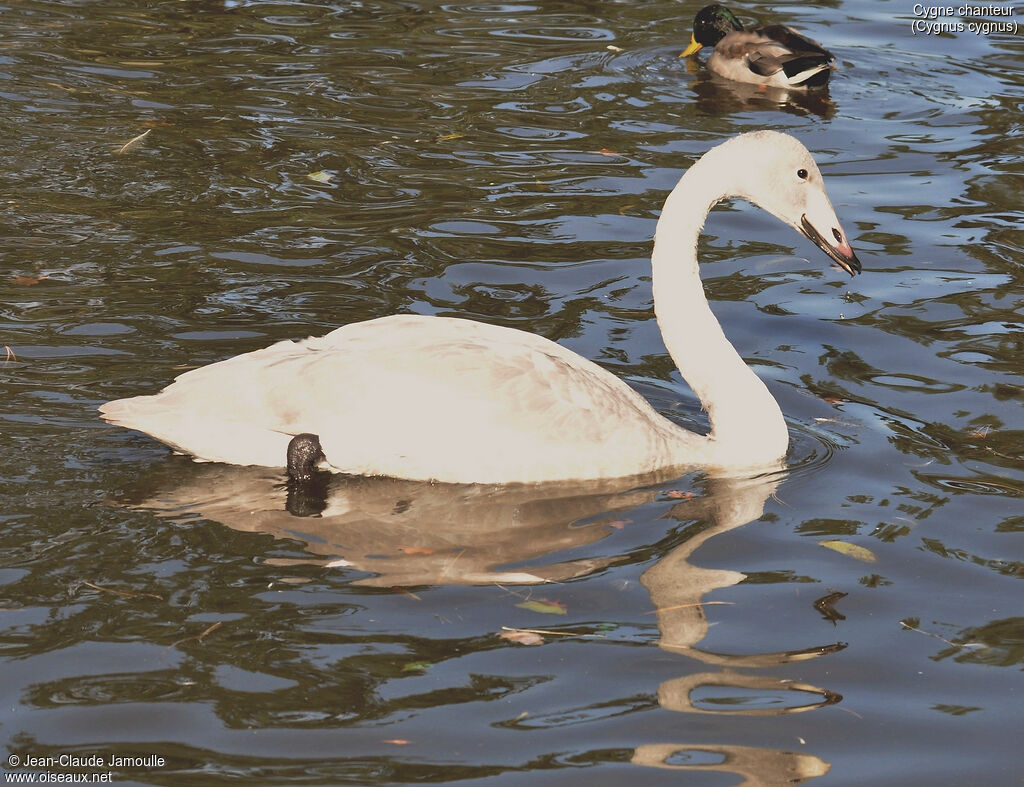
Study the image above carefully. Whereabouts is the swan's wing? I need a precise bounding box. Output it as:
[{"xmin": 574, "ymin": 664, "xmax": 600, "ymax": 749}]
[
  {"xmin": 100, "ymin": 315, "xmax": 689, "ymax": 483},
  {"xmin": 291, "ymin": 316, "xmax": 686, "ymax": 481}
]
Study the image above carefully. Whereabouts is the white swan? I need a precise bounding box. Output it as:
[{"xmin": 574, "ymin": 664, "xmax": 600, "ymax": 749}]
[{"xmin": 100, "ymin": 131, "xmax": 860, "ymax": 484}]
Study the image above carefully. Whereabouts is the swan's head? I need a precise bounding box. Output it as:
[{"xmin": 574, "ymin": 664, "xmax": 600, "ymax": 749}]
[{"xmin": 710, "ymin": 131, "xmax": 861, "ymax": 276}]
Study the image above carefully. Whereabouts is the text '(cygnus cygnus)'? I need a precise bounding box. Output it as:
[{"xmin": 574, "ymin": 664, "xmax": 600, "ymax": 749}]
[{"xmin": 100, "ymin": 131, "xmax": 861, "ymax": 484}]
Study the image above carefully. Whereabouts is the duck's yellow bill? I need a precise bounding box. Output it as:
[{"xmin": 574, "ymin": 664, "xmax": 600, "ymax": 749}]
[{"xmin": 680, "ymin": 35, "xmax": 702, "ymax": 57}]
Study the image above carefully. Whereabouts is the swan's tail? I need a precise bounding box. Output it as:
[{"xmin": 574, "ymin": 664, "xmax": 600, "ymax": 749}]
[
  {"xmin": 98, "ymin": 395, "xmax": 143, "ymax": 426},
  {"xmin": 99, "ymin": 394, "xmax": 291, "ymax": 468}
]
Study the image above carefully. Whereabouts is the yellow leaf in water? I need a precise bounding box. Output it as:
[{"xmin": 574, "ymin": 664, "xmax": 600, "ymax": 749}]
[
  {"xmin": 819, "ymin": 540, "xmax": 877, "ymax": 563},
  {"xmin": 436, "ymin": 133, "xmax": 465, "ymax": 142},
  {"xmin": 12, "ymin": 275, "xmax": 47, "ymax": 286},
  {"xmin": 516, "ymin": 599, "xmax": 567, "ymax": 615},
  {"xmin": 399, "ymin": 546, "xmax": 434, "ymax": 555},
  {"xmin": 307, "ymin": 170, "xmax": 334, "ymax": 184}
]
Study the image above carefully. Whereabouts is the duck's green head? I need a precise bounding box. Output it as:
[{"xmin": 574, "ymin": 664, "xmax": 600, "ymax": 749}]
[{"xmin": 681, "ymin": 4, "xmax": 744, "ymax": 57}]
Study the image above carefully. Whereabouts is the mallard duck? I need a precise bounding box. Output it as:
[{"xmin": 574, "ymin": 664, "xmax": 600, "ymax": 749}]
[{"xmin": 681, "ymin": 4, "xmax": 836, "ymax": 89}]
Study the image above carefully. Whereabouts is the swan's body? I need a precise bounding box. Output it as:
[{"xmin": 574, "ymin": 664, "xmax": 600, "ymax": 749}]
[
  {"xmin": 100, "ymin": 131, "xmax": 860, "ymax": 484},
  {"xmin": 681, "ymin": 5, "xmax": 836, "ymax": 89}
]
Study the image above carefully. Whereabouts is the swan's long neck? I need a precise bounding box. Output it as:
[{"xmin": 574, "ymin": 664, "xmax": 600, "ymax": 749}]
[{"xmin": 652, "ymin": 149, "xmax": 789, "ymax": 468}]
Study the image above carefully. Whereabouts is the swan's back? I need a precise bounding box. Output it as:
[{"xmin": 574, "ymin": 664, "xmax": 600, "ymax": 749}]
[{"xmin": 101, "ymin": 315, "xmax": 692, "ymax": 483}]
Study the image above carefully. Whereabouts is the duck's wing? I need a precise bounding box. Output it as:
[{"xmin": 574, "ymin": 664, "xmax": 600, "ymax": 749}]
[
  {"xmin": 714, "ymin": 29, "xmax": 834, "ymax": 87},
  {"xmin": 753, "ymin": 24, "xmax": 835, "ymax": 62}
]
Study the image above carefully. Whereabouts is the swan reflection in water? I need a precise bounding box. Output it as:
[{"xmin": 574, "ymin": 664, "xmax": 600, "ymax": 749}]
[{"xmin": 124, "ymin": 463, "xmax": 839, "ymax": 784}]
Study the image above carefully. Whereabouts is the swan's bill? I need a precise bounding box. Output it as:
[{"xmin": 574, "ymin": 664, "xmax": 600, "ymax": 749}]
[{"xmin": 799, "ymin": 214, "xmax": 861, "ymax": 276}]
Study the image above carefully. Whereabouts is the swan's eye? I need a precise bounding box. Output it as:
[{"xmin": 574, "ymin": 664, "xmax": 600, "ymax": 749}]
[{"xmin": 797, "ymin": 168, "xmax": 809, "ymax": 180}]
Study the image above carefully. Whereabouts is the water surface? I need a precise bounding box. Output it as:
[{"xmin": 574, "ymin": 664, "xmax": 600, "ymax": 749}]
[{"xmin": 2, "ymin": 1, "xmax": 1021, "ymax": 785}]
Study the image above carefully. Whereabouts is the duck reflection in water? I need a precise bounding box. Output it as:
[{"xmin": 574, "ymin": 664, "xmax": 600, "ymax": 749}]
[
  {"xmin": 684, "ymin": 67, "xmax": 837, "ymax": 120},
  {"xmin": 121, "ymin": 463, "xmax": 840, "ymax": 783}
]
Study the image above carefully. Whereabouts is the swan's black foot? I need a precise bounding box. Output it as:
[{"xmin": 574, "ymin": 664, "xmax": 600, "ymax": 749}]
[
  {"xmin": 286, "ymin": 433, "xmax": 329, "ymax": 516},
  {"xmin": 287, "ymin": 433, "xmax": 325, "ymax": 482}
]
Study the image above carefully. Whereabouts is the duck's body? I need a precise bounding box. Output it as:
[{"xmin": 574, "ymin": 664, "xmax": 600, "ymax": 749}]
[
  {"xmin": 101, "ymin": 131, "xmax": 860, "ymax": 485},
  {"xmin": 682, "ymin": 5, "xmax": 836, "ymax": 89}
]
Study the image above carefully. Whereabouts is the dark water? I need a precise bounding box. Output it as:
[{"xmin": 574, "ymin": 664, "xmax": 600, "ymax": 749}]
[{"xmin": 2, "ymin": 1, "xmax": 1021, "ymax": 784}]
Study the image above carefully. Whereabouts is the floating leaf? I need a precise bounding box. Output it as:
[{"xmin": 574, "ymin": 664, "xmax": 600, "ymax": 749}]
[
  {"xmin": 436, "ymin": 132, "xmax": 465, "ymax": 142},
  {"xmin": 383, "ymin": 739, "xmax": 411, "ymax": 745},
  {"xmin": 501, "ymin": 625, "xmax": 593, "ymax": 639},
  {"xmin": 168, "ymin": 620, "xmax": 223, "ymax": 650},
  {"xmin": 594, "ymin": 148, "xmax": 619, "ymax": 157},
  {"xmin": 500, "ymin": 629, "xmax": 544, "ymax": 646},
  {"xmin": 402, "ymin": 661, "xmax": 431, "ymax": 672},
  {"xmin": 606, "ymin": 45, "xmax": 624, "ymax": 53},
  {"xmin": 819, "ymin": 540, "xmax": 876, "ymax": 563},
  {"xmin": 81, "ymin": 580, "xmax": 162, "ymax": 600},
  {"xmin": 11, "ymin": 274, "xmax": 47, "ymax": 286},
  {"xmin": 665, "ymin": 490, "xmax": 696, "ymax": 500},
  {"xmin": 516, "ymin": 599, "xmax": 567, "ymax": 615},
  {"xmin": 307, "ymin": 170, "xmax": 334, "ymax": 184},
  {"xmin": 115, "ymin": 128, "xmax": 152, "ymax": 155},
  {"xmin": 399, "ymin": 546, "xmax": 434, "ymax": 555}
]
